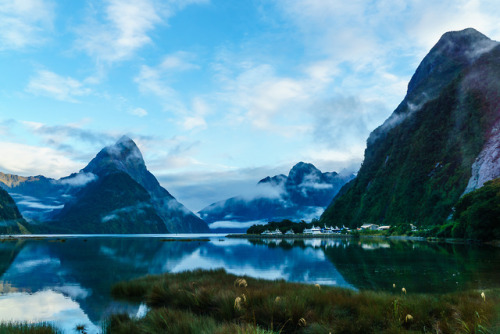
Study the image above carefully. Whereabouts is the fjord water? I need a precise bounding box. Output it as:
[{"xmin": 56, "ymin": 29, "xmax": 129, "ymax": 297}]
[{"xmin": 0, "ymin": 236, "xmax": 499, "ymax": 332}]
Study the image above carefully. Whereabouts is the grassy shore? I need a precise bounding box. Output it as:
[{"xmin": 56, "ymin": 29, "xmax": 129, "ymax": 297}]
[
  {"xmin": 109, "ymin": 269, "xmax": 499, "ymax": 334},
  {"xmin": 0, "ymin": 322, "xmax": 60, "ymax": 334}
]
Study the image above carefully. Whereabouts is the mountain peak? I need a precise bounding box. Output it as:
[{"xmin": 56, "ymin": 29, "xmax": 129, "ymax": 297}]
[
  {"xmin": 105, "ymin": 136, "xmax": 143, "ymax": 162},
  {"xmin": 116, "ymin": 134, "xmax": 135, "ymax": 144},
  {"xmin": 289, "ymin": 162, "xmax": 320, "ymax": 175},
  {"xmin": 83, "ymin": 136, "xmax": 145, "ymax": 177},
  {"xmin": 438, "ymin": 28, "xmax": 490, "ymax": 46},
  {"xmin": 407, "ymin": 28, "xmax": 497, "ymax": 96},
  {"xmin": 288, "ymin": 162, "xmax": 322, "ymax": 185}
]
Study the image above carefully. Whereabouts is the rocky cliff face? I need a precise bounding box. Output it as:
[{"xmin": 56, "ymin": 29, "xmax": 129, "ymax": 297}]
[{"xmin": 321, "ymin": 28, "xmax": 500, "ymax": 228}]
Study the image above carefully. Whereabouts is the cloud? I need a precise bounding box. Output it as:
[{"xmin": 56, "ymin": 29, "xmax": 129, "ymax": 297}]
[
  {"xmin": 157, "ymin": 164, "xmax": 288, "ymax": 211},
  {"xmin": 209, "ymin": 220, "xmax": 267, "ymax": 230},
  {"xmin": 213, "ymin": 61, "xmax": 315, "ymax": 137},
  {"xmin": 182, "ymin": 97, "xmax": 210, "ymax": 130},
  {"xmin": 16, "ymin": 200, "xmax": 64, "ymax": 211},
  {"xmin": 58, "ymin": 172, "xmax": 97, "ymax": 187},
  {"xmin": 0, "ymin": 141, "xmax": 82, "ymax": 178},
  {"xmin": 76, "ymin": 0, "xmax": 162, "ymax": 63},
  {"xmin": 310, "ymin": 95, "xmax": 391, "ymax": 150},
  {"xmin": 134, "ymin": 51, "xmax": 203, "ymax": 121},
  {"xmin": 0, "ymin": 291, "xmax": 99, "ymax": 334},
  {"xmin": 21, "ymin": 121, "xmax": 116, "ymax": 151},
  {"xmin": 76, "ymin": 0, "xmax": 209, "ymax": 64},
  {"xmin": 129, "ymin": 107, "xmax": 148, "ymax": 117},
  {"xmin": 26, "ymin": 70, "xmax": 91, "ymax": 103},
  {"xmin": 0, "ymin": 0, "xmax": 55, "ymax": 50}
]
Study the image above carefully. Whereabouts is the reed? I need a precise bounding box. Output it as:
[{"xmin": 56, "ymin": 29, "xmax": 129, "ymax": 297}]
[{"xmin": 0, "ymin": 322, "xmax": 60, "ymax": 334}]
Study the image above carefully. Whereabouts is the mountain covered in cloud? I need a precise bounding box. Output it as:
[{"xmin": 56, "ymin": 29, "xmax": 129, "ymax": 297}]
[
  {"xmin": 199, "ymin": 162, "xmax": 355, "ymax": 231},
  {"xmin": 321, "ymin": 28, "xmax": 500, "ymax": 228},
  {"xmin": 0, "ymin": 136, "xmax": 209, "ymax": 233}
]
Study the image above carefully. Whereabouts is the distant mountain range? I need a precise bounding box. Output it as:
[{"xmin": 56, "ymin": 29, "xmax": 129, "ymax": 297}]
[
  {"xmin": 0, "ymin": 136, "xmax": 209, "ymax": 233},
  {"xmin": 321, "ymin": 28, "xmax": 500, "ymax": 228},
  {"xmin": 199, "ymin": 162, "xmax": 355, "ymax": 231}
]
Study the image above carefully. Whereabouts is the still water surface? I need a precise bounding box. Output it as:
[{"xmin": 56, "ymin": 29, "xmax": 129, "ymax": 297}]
[{"xmin": 0, "ymin": 235, "xmax": 499, "ymax": 332}]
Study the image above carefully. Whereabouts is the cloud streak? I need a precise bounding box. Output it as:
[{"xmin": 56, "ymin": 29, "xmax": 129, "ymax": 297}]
[
  {"xmin": 26, "ymin": 70, "xmax": 91, "ymax": 103},
  {"xmin": 0, "ymin": 0, "xmax": 55, "ymax": 50},
  {"xmin": 76, "ymin": 0, "xmax": 209, "ymax": 64}
]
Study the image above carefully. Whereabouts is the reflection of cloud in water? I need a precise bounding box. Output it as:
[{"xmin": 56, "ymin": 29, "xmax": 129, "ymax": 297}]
[
  {"xmin": 361, "ymin": 243, "xmax": 390, "ymax": 250},
  {"xmin": 170, "ymin": 249, "xmax": 289, "ymax": 281},
  {"xmin": 209, "ymin": 238, "xmax": 252, "ymax": 247},
  {"xmin": 169, "ymin": 241, "xmax": 354, "ymax": 288},
  {"xmin": 53, "ymin": 284, "xmax": 92, "ymax": 299},
  {"xmin": 0, "ymin": 290, "xmax": 100, "ymax": 333}
]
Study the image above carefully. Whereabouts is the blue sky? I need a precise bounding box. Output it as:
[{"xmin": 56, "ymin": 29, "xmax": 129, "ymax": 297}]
[{"xmin": 1, "ymin": 0, "xmax": 499, "ymax": 212}]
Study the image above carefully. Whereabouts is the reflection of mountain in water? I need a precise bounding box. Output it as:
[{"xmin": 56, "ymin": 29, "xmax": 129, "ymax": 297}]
[
  {"xmin": 0, "ymin": 238, "xmax": 201, "ymax": 325},
  {"xmin": 321, "ymin": 239, "xmax": 500, "ymax": 293},
  {"xmin": 0, "ymin": 240, "xmax": 25, "ymax": 278},
  {"xmin": 1, "ymin": 237, "xmax": 500, "ymax": 330}
]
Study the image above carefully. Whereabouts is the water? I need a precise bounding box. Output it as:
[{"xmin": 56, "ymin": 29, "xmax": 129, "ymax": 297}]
[{"xmin": 0, "ymin": 235, "xmax": 499, "ymax": 332}]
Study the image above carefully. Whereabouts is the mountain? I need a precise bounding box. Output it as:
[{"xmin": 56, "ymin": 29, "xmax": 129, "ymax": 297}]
[
  {"xmin": 0, "ymin": 136, "xmax": 209, "ymax": 233},
  {"xmin": 199, "ymin": 162, "xmax": 355, "ymax": 231},
  {"xmin": 321, "ymin": 28, "xmax": 500, "ymax": 228},
  {"xmin": 0, "ymin": 188, "xmax": 30, "ymax": 234}
]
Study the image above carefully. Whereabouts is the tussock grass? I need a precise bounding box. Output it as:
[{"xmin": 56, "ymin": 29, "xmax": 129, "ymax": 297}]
[
  {"xmin": 0, "ymin": 322, "xmax": 60, "ymax": 334},
  {"xmin": 111, "ymin": 269, "xmax": 500, "ymax": 334}
]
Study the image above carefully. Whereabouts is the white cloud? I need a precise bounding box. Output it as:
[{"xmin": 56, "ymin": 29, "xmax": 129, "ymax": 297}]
[
  {"xmin": 26, "ymin": 70, "xmax": 91, "ymax": 103},
  {"xmin": 135, "ymin": 64, "xmax": 186, "ymax": 114},
  {"xmin": 0, "ymin": 291, "xmax": 99, "ymax": 334},
  {"xmin": 182, "ymin": 97, "xmax": 210, "ymax": 130},
  {"xmin": 0, "ymin": 141, "xmax": 82, "ymax": 178},
  {"xmin": 159, "ymin": 51, "xmax": 200, "ymax": 71},
  {"xmin": 135, "ymin": 52, "xmax": 209, "ymax": 129},
  {"xmin": 58, "ymin": 172, "xmax": 98, "ymax": 187},
  {"xmin": 0, "ymin": 0, "xmax": 54, "ymax": 50},
  {"xmin": 130, "ymin": 107, "xmax": 148, "ymax": 117},
  {"xmin": 76, "ymin": 0, "xmax": 209, "ymax": 63},
  {"xmin": 209, "ymin": 220, "xmax": 267, "ymax": 229},
  {"xmin": 77, "ymin": 0, "xmax": 162, "ymax": 63}
]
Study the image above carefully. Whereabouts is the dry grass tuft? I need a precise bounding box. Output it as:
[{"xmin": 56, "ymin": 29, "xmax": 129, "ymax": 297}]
[{"xmin": 234, "ymin": 278, "xmax": 248, "ymax": 288}]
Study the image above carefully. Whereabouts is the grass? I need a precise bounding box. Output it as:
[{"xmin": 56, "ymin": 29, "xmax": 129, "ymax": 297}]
[
  {"xmin": 0, "ymin": 322, "xmax": 60, "ymax": 334},
  {"xmin": 110, "ymin": 269, "xmax": 500, "ymax": 334}
]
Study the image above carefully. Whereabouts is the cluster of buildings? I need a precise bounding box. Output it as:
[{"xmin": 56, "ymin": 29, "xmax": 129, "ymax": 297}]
[
  {"xmin": 261, "ymin": 225, "xmax": 350, "ymax": 235},
  {"xmin": 260, "ymin": 224, "xmax": 416, "ymax": 235}
]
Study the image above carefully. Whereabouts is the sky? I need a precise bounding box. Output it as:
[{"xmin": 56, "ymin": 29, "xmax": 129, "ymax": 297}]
[{"xmin": 1, "ymin": 0, "xmax": 500, "ymax": 212}]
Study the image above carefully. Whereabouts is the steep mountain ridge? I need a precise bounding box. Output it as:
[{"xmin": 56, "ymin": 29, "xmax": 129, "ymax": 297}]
[
  {"xmin": 0, "ymin": 188, "xmax": 30, "ymax": 234},
  {"xmin": 200, "ymin": 162, "xmax": 354, "ymax": 230},
  {"xmin": 321, "ymin": 28, "xmax": 500, "ymax": 228}
]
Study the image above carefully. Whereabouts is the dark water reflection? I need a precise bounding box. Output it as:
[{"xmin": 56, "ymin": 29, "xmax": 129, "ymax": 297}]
[{"xmin": 0, "ymin": 236, "xmax": 499, "ymax": 332}]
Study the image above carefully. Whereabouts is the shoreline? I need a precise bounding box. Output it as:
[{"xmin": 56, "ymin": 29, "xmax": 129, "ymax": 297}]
[
  {"xmin": 226, "ymin": 233, "xmax": 499, "ymax": 246},
  {"xmin": 227, "ymin": 233, "xmax": 424, "ymax": 241}
]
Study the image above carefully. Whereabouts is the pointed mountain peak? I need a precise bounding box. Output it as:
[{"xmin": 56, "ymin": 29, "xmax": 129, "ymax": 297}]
[
  {"xmin": 104, "ymin": 136, "xmax": 143, "ymax": 160},
  {"xmin": 116, "ymin": 135, "xmax": 136, "ymax": 145},
  {"xmin": 407, "ymin": 28, "xmax": 497, "ymax": 98},
  {"xmin": 83, "ymin": 135, "xmax": 146, "ymax": 176}
]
